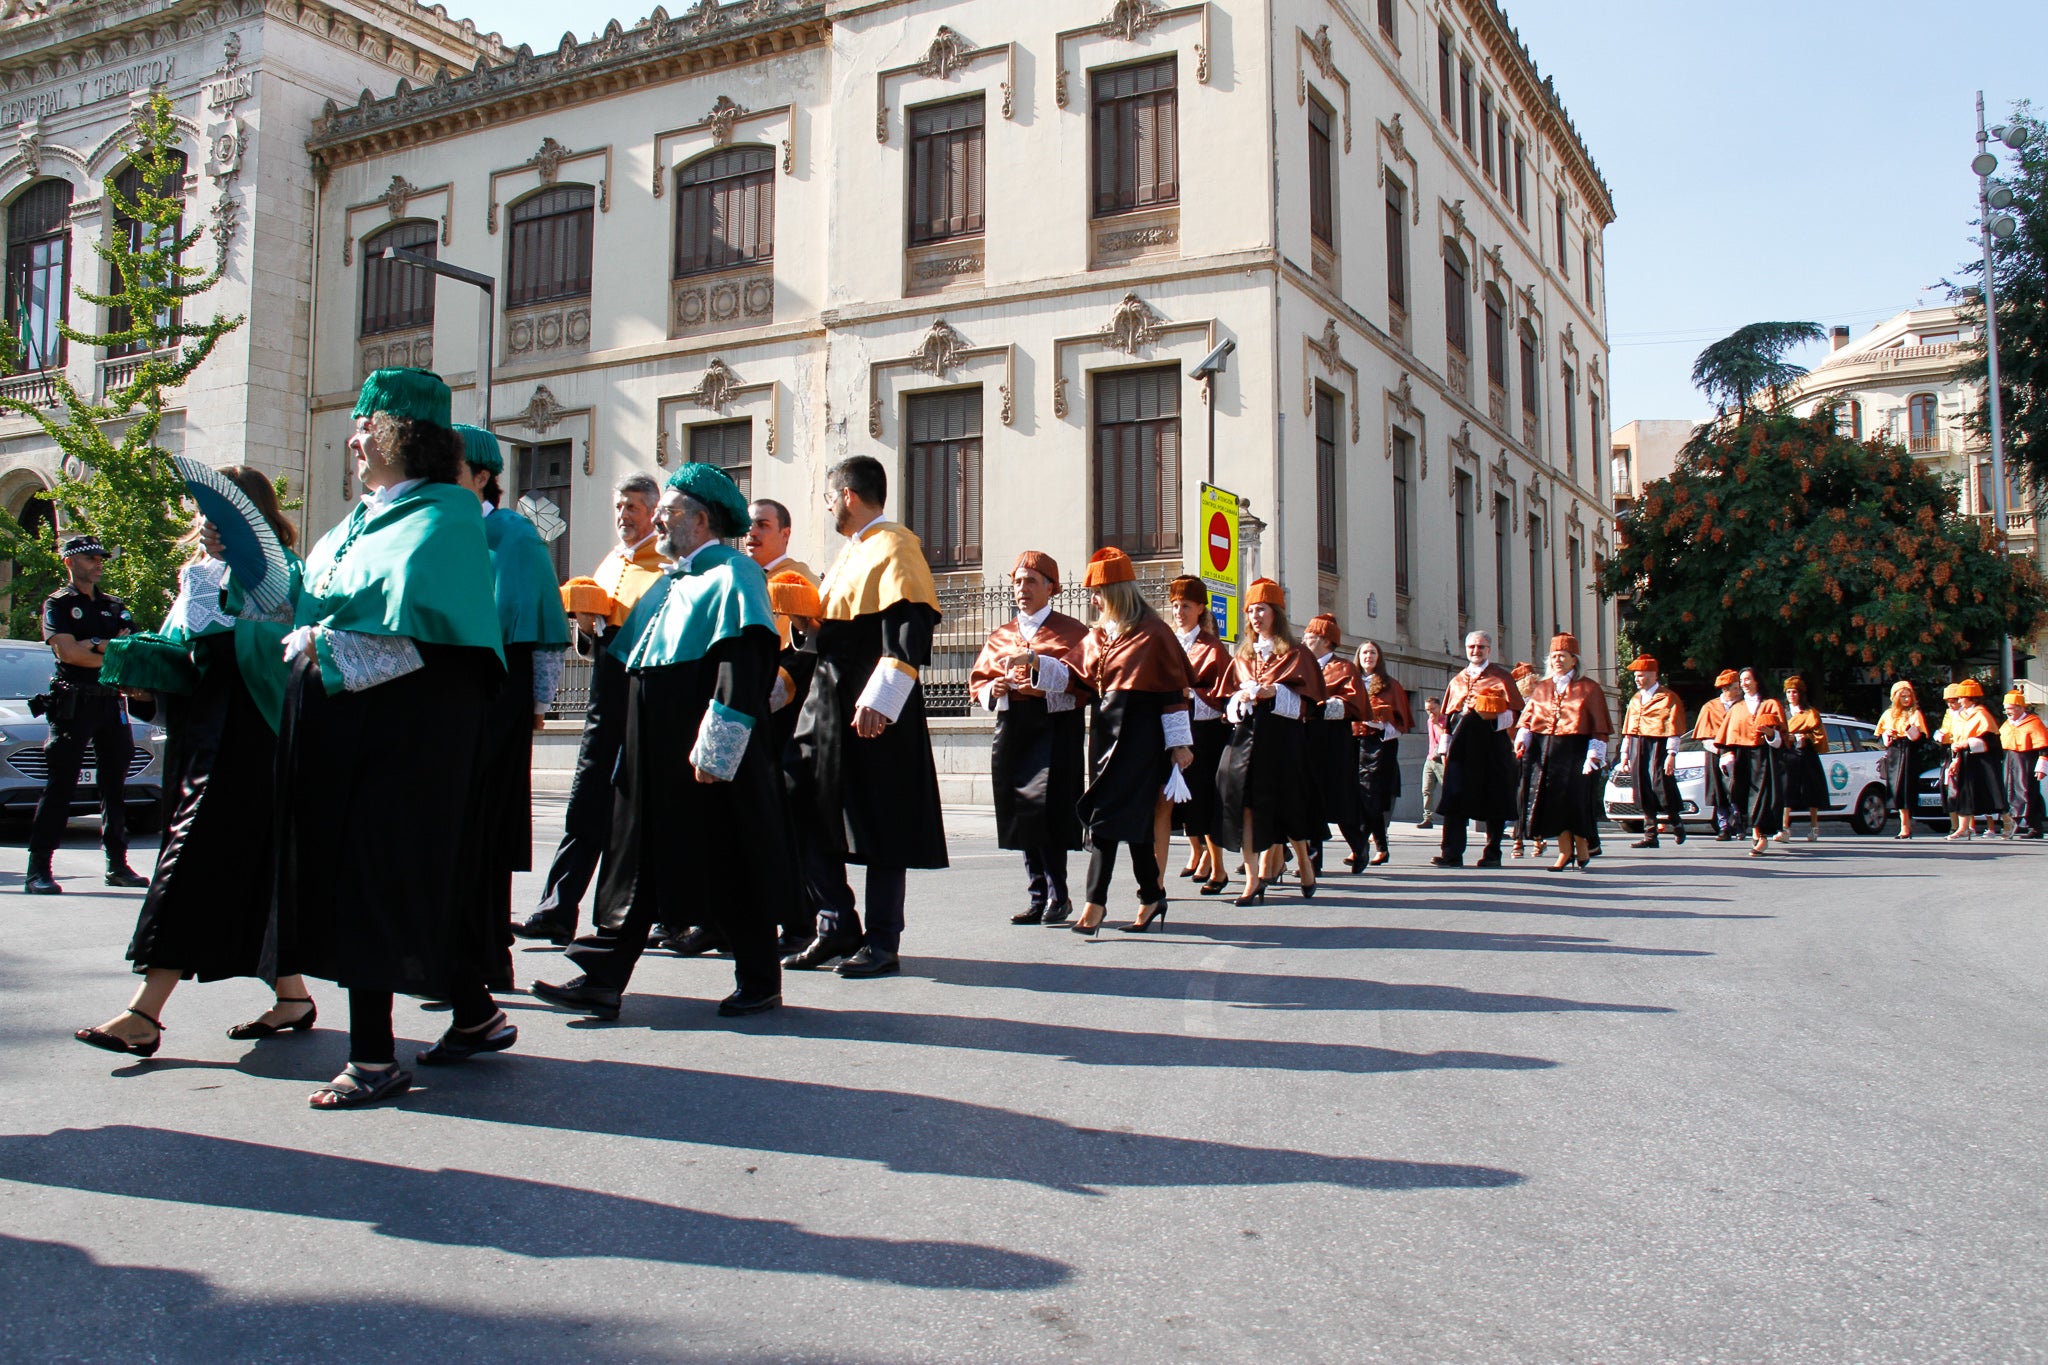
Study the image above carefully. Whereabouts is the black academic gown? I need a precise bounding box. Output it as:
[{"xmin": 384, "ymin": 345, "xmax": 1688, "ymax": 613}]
[
  {"xmin": 277, "ymin": 644, "xmax": 502, "ymax": 996},
  {"xmin": 1438, "ymin": 707, "xmax": 1519, "ymax": 827},
  {"xmin": 793, "ymin": 600, "xmax": 948, "ymax": 869},
  {"xmin": 126, "ymin": 635, "xmax": 283, "ymax": 983},
  {"xmin": 476, "ymin": 642, "xmax": 535, "ymax": 988},
  {"xmin": 1077, "ymin": 689, "xmax": 1177, "ymax": 848},
  {"xmin": 992, "ymin": 693, "xmax": 1087, "ymax": 852},
  {"xmin": 1216, "ymin": 703, "xmax": 1324, "ymax": 852},
  {"xmin": 579, "ymin": 625, "xmax": 790, "ymax": 997}
]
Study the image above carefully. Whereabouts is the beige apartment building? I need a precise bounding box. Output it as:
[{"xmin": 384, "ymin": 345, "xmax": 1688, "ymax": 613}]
[
  {"xmin": 1785, "ymin": 305, "xmax": 2046, "ymax": 683},
  {"xmin": 0, "ymin": 0, "xmax": 502, "ymax": 583},
  {"xmin": 299, "ymin": 0, "xmax": 1617, "ymax": 699}
]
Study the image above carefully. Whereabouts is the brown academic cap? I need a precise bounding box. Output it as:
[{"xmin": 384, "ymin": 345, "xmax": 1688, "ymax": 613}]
[
  {"xmin": 1167, "ymin": 574, "xmax": 1207, "ymax": 607},
  {"xmin": 1011, "ymin": 550, "xmax": 1059, "ymax": 584},
  {"xmin": 1715, "ymin": 669, "xmax": 1739, "ymax": 687},
  {"xmin": 1083, "ymin": 547, "xmax": 1135, "ymax": 587},
  {"xmin": 1306, "ymin": 613, "xmax": 1340, "ymax": 646},
  {"xmin": 1246, "ymin": 577, "xmax": 1285, "ymax": 608}
]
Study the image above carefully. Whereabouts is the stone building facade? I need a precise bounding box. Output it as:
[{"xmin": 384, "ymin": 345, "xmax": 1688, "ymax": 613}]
[
  {"xmin": 0, "ymin": 0, "xmax": 502, "ymax": 595},
  {"xmin": 301, "ymin": 0, "xmax": 1617, "ymax": 698}
]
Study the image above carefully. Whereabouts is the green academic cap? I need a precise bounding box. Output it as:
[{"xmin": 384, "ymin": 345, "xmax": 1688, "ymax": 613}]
[
  {"xmin": 665, "ymin": 461, "xmax": 750, "ymax": 538},
  {"xmin": 354, "ymin": 368, "xmax": 452, "ymax": 429},
  {"xmin": 453, "ymin": 423, "xmax": 504, "ymax": 474}
]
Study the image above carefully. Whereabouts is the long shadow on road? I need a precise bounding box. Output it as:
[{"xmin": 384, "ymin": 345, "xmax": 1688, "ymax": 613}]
[
  {"xmin": 1147, "ymin": 922, "xmax": 1713, "ymax": 955},
  {"xmin": 0, "ymin": 1126, "xmax": 1073, "ymax": 1290},
  {"xmin": 908, "ymin": 956, "xmax": 1675, "ymax": 1016}
]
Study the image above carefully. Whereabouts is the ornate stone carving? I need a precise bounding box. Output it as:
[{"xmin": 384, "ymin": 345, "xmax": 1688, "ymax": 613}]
[
  {"xmin": 686, "ymin": 0, "xmax": 726, "ymax": 35},
  {"xmin": 704, "ymin": 96, "xmax": 746, "ymax": 146},
  {"xmin": 911, "ymin": 251, "xmax": 984, "ymax": 282},
  {"xmin": 910, "ymin": 319, "xmax": 967, "ymax": 378},
  {"xmin": 918, "ymin": 26, "xmax": 975, "ymax": 79},
  {"xmin": 381, "ymin": 175, "xmax": 419, "ymax": 217},
  {"xmin": 1304, "ymin": 23, "xmax": 1335, "ymax": 79},
  {"xmin": 359, "ymin": 328, "xmax": 433, "ymax": 382},
  {"xmin": 1101, "ymin": 294, "xmax": 1163, "ymax": 355},
  {"xmin": 673, "ymin": 269, "xmax": 774, "ymax": 337},
  {"xmin": 999, "ymin": 384, "xmax": 1014, "ymax": 427},
  {"xmin": 12, "ymin": 121, "xmax": 41, "ymax": 178},
  {"xmin": 1308, "ymin": 317, "xmax": 1343, "ymax": 374},
  {"xmin": 519, "ymin": 385, "xmax": 567, "ymax": 434},
  {"xmin": 208, "ymin": 190, "xmax": 238, "ymax": 273},
  {"xmin": 1102, "ymin": 0, "xmax": 1166, "ymax": 41},
  {"xmin": 687, "ymin": 358, "xmax": 740, "ymax": 411},
  {"xmin": 1097, "ymin": 223, "xmax": 1178, "ymax": 255},
  {"xmin": 531, "ymin": 137, "xmax": 568, "ymax": 184},
  {"xmin": 505, "ymin": 303, "xmax": 592, "ymax": 359}
]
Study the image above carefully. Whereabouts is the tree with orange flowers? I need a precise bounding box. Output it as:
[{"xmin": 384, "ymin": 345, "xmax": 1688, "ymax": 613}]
[{"xmin": 1601, "ymin": 409, "xmax": 2045, "ymax": 696}]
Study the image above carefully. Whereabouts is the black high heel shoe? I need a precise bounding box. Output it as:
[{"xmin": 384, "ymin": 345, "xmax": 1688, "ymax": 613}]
[
  {"xmin": 1299, "ymin": 877, "xmax": 1317, "ymax": 900},
  {"xmin": 227, "ymin": 997, "xmax": 318, "ymax": 1041},
  {"xmin": 1199, "ymin": 877, "xmax": 1229, "ymax": 896},
  {"xmin": 1070, "ymin": 906, "xmax": 1106, "ymax": 937},
  {"xmin": 1118, "ymin": 902, "xmax": 1170, "ymax": 933},
  {"xmin": 1233, "ymin": 879, "xmax": 1268, "ymax": 907},
  {"xmin": 75, "ymin": 1008, "xmax": 163, "ymax": 1059}
]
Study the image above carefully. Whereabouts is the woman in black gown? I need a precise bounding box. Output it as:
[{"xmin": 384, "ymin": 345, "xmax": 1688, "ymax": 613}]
[{"xmin": 74, "ymin": 469, "xmax": 312, "ymax": 1060}]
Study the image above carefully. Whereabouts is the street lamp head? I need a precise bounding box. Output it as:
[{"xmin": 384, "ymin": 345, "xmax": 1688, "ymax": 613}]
[
  {"xmin": 1973, "ymin": 151, "xmax": 2000, "ymax": 178},
  {"xmin": 2003, "ymin": 124, "xmax": 2032, "ymax": 150},
  {"xmin": 1992, "ymin": 214, "xmax": 2019, "ymax": 240},
  {"xmin": 1189, "ymin": 337, "xmax": 1236, "ymax": 381},
  {"xmin": 1989, "ymin": 186, "xmax": 2016, "ymax": 210}
]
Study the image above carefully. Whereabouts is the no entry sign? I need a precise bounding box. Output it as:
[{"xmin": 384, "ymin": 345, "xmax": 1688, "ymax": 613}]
[{"xmin": 1199, "ymin": 482, "xmax": 1240, "ymax": 641}]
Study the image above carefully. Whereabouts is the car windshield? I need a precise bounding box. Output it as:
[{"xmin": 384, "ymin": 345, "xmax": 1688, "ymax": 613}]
[{"xmin": 0, "ymin": 648, "xmax": 54, "ymax": 701}]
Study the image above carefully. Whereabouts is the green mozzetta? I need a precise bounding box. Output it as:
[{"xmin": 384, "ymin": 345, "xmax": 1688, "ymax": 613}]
[
  {"xmin": 298, "ymin": 480, "xmax": 504, "ymax": 695},
  {"xmin": 227, "ymin": 555, "xmax": 303, "ymax": 734},
  {"xmin": 100, "ymin": 632, "xmax": 201, "ymax": 694},
  {"xmin": 484, "ymin": 506, "xmax": 571, "ymax": 647},
  {"xmin": 622, "ymin": 542, "xmax": 775, "ymax": 677},
  {"xmin": 101, "ymin": 555, "xmax": 307, "ymax": 733}
]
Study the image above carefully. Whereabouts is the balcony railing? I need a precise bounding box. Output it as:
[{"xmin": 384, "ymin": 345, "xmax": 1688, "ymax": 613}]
[
  {"xmin": 0, "ymin": 370, "xmax": 59, "ymax": 408},
  {"xmin": 100, "ymin": 349, "xmax": 176, "ymax": 399},
  {"xmin": 1447, "ymin": 349, "xmax": 1470, "ymax": 400},
  {"xmin": 1907, "ymin": 432, "xmax": 1945, "ymax": 454}
]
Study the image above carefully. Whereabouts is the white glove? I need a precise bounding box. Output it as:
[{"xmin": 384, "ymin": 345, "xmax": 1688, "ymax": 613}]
[
  {"xmin": 1163, "ymin": 765, "xmax": 1191, "ymax": 803},
  {"xmin": 1763, "ymin": 728, "xmax": 1782, "ymax": 748},
  {"xmin": 282, "ymin": 626, "xmax": 318, "ymax": 662},
  {"xmin": 1495, "ymin": 711, "xmax": 1514, "ymax": 732},
  {"xmin": 1323, "ymin": 697, "xmax": 1345, "ymax": 720},
  {"xmin": 1906, "ymin": 724, "xmax": 1925, "ymax": 740},
  {"xmin": 2035, "ymin": 757, "xmax": 2046, "ymax": 779},
  {"xmin": 1582, "ymin": 754, "xmax": 1603, "ymax": 775},
  {"xmin": 1702, "ymin": 739, "xmax": 1719, "ymax": 754},
  {"xmin": 1719, "ymin": 752, "xmax": 1736, "ymax": 775}
]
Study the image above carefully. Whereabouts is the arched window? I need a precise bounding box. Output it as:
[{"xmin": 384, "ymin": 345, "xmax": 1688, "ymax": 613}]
[
  {"xmin": 6, "ymin": 179, "xmax": 74, "ymax": 372},
  {"xmin": 1834, "ymin": 400, "xmax": 1862, "ymax": 441},
  {"xmin": 506, "ymin": 184, "xmax": 594, "ymax": 308},
  {"xmin": 1483, "ymin": 284, "xmax": 1507, "ymax": 414},
  {"xmin": 108, "ymin": 152, "xmax": 189, "ymax": 356},
  {"xmin": 1444, "ymin": 243, "xmax": 1469, "ymax": 395},
  {"xmin": 675, "ymin": 147, "xmax": 775, "ymax": 278},
  {"xmin": 360, "ymin": 219, "xmax": 438, "ymax": 336},
  {"xmin": 1907, "ymin": 393, "xmax": 1939, "ymax": 452}
]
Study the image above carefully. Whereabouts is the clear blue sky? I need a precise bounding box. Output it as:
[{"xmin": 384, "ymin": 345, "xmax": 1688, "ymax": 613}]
[{"xmin": 457, "ymin": 0, "xmax": 2048, "ymax": 423}]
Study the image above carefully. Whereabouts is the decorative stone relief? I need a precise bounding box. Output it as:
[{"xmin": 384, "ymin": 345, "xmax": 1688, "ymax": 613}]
[
  {"xmin": 672, "ymin": 267, "xmax": 774, "ymax": 338},
  {"xmin": 1054, "ymin": 2, "xmax": 1212, "ymax": 110},
  {"xmin": 505, "ymin": 301, "xmax": 592, "ymax": 358},
  {"xmin": 704, "ymin": 96, "xmax": 746, "ymax": 146},
  {"xmin": 1102, "ymin": 293, "xmax": 1163, "ymax": 355},
  {"xmin": 518, "ymin": 385, "xmax": 567, "ymax": 434},
  {"xmin": 875, "ymin": 27, "xmax": 1019, "ymax": 144},
  {"xmin": 359, "ymin": 328, "xmax": 433, "ymax": 381},
  {"xmin": 381, "ymin": 175, "xmax": 420, "ymax": 217},
  {"xmin": 1303, "ymin": 318, "xmax": 1360, "ymax": 443},
  {"xmin": 687, "ymin": 358, "xmax": 739, "ymax": 410}
]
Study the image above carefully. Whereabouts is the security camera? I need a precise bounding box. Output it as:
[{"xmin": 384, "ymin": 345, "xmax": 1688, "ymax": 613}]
[{"xmin": 1190, "ymin": 337, "xmax": 1236, "ymax": 381}]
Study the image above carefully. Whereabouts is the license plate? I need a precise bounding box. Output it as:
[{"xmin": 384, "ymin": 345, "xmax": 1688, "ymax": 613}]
[{"xmin": 77, "ymin": 768, "xmax": 96, "ymax": 785}]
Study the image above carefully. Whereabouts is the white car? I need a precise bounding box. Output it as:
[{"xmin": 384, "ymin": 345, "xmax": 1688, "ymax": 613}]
[{"xmin": 1603, "ymin": 712, "xmax": 1895, "ymax": 836}]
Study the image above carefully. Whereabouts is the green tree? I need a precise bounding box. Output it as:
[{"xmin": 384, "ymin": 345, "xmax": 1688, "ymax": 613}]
[
  {"xmin": 1951, "ymin": 101, "xmax": 2048, "ymax": 510},
  {"xmin": 1689, "ymin": 321, "xmax": 1827, "ymax": 415},
  {"xmin": 0, "ymin": 92, "xmax": 245, "ymax": 633},
  {"xmin": 1600, "ymin": 410, "xmax": 2046, "ymax": 698}
]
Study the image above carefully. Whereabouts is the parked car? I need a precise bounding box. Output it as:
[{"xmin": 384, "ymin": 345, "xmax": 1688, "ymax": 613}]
[
  {"xmin": 0, "ymin": 638, "xmax": 165, "ymax": 828},
  {"xmin": 1603, "ymin": 713, "xmax": 1899, "ymax": 836}
]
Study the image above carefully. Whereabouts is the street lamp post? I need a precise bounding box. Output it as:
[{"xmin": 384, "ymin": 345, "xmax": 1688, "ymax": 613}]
[
  {"xmin": 1189, "ymin": 337, "xmax": 1236, "ymax": 485},
  {"xmin": 1973, "ymin": 93, "xmax": 2024, "ymax": 688},
  {"xmin": 382, "ymin": 247, "xmax": 497, "ymax": 430}
]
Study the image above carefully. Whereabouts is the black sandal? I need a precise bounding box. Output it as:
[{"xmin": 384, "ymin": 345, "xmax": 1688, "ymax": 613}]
[
  {"xmin": 227, "ymin": 997, "xmax": 318, "ymax": 1041},
  {"xmin": 309, "ymin": 1064, "xmax": 412, "ymax": 1109},
  {"xmin": 74, "ymin": 1008, "xmax": 163, "ymax": 1059}
]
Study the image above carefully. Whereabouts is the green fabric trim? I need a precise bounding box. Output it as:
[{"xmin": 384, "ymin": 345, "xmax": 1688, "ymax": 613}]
[
  {"xmin": 484, "ymin": 507, "xmax": 571, "ymax": 646},
  {"xmin": 313, "ymin": 629, "xmax": 344, "ymax": 697},
  {"xmin": 223, "ymin": 554, "xmax": 303, "ymax": 734},
  {"xmin": 101, "ymin": 633, "xmax": 201, "ymax": 695},
  {"xmin": 622, "ymin": 543, "xmax": 776, "ymax": 670},
  {"xmin": 297, "ymin": 482, "xmax": 504, "ymax": 662},
  {"xmin": 707, "ymin": 697, "xmax": 756, "ymax": 731}
]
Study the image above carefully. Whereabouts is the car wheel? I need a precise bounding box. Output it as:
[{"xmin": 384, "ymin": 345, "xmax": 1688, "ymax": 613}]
[{"xmin": 1849, "ymin": 785, "xmax": 1887, "ymax": 836}]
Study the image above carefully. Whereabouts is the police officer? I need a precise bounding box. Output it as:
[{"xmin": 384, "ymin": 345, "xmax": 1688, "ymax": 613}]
[{"xmin": 24, "ymin": 535, "xmax": 150, "ymax": 894}]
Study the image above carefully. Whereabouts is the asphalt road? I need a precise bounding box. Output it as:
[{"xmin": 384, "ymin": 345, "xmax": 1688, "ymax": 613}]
[{"xmin": 2, "ymin": 803, "xmax": 2044, "ymax": 1364}]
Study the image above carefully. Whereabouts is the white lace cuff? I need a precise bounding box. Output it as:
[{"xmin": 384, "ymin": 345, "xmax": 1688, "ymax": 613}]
[
  {"xmin": 1191, "ymin": 694, "xmax": 1222, "ymax": 722},
  {"xmin": 857, "ymin": 659, "xmax": 916, "ymax": 723},
  {"xmin": 691, "ymin": 700, "xmax": 753, "ymax": 781},
  {"xmin": 1586, "ymin": 738, "xmax": 1607, "ymax": 765},
  {"xmin": 1495, "ymin": 711, "xmax": 1516, "ymax": 732},
  {"xmin": 325, "ymin": 630, "xmax": 424, "ymax": 693},
  {"xmin": 1322, "ymin": 697, "xmax": 1345, "ymax": 720},
  {"xmin": 1035, "ymin": 654, "xmax": 1072, "ymax": 696},
  {"xmin": 532, "ymin": 648, "xmax": 565, "ymax": 712},
  {"xmin": 770, "ymin": 669, "xmax": 793, "ymax": 713},
  {"xmin": 977, "ymin": 681, "xmax": 1003, "ymax": 712},
  {"xmin": 1272, "ymin": 683, "xmax": 1302, "ymax": 720},
  {"xmin": 1045, "ymin": 689, "xmax": 1077, "ymax": 714},
  {"xmin": 1161, "ymin": 709, "xmax": 1193, "ymax": 748}
]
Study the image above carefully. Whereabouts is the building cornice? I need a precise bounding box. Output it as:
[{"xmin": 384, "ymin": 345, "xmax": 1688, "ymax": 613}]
[
  {"xmin": 305, "ymin": 0, "xmax": 827, "ymax": 170},
  {"xmin": 0, "ymin": 0, "xmax": 505, "ymax": 88},
  {"xmin": 1454, "ymin": 0, "xmax": 1613, "ymax": 225}
]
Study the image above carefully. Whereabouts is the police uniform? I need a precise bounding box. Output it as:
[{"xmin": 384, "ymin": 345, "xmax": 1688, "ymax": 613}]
[{"xmin": 28, "ymin": 579, "xmax": 140, "ymax": 881}]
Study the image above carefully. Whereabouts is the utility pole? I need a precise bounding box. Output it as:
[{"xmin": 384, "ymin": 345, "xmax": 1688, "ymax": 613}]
[{"xmin": 1973, "ymin": 92, "xmax": 2022, "ymax": 687}]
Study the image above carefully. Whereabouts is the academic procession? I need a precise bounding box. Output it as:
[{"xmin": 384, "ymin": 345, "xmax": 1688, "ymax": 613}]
[{"xmin": 50, "ymin": 364, "xmax": 2048, "ymax": 1110}]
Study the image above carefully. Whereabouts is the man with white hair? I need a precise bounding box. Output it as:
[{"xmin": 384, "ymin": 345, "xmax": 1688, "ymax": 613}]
[{"xmin": 1432, "ymin": 631, "xmax": 1523, "ymax": 868}]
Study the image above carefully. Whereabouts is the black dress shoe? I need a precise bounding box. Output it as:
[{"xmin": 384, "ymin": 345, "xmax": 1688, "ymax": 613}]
[
  {"xmin": 1474, "ymin": 853, "xmax": 1504, "ymax": 868},
  {"xmin": 777, "ymin": 929, "xmax": 814, "ymax": 956},
  {"xmin": 104, "ymin": 864, "xmax": 149, "ymax": 889},
  {"xmin": 1630, "ymin": 835, "xmax": 1660, "ymax": 848},
  {"xmin": 1041, "ymin": 901, "xmax": 1074, "ymax": 926},
  {"xmin": 663, "ymin": 927, "xmax": 727, "ymax": 957},
  {"xmin": 1010, "ymin": 905, "xmax": 1046, "ymax": 925},
  {"xmin": 1429, "ymin": 855, "xmax": 1462, "ymax": 868},
  {"xmin": 23, "ymin": 870, "xmax": 60, "ymax": 894},
  {"xmin": 417, "ymin": 1013, "xmax": 518, "ymax": 1065},
  {"xmin": 511, "ymin": 912, "xmax": 574, "ymax": 946},
  {"xmin": 836, "ymin": 946, "xmax": 901, "ymax": 978},
  {"xmin": 782, "ymin": 933, "xmax": 861, "ymax": 971},
  {"xmin": 717, "ymin": 989, "xmax": 783, "ymax": 1017},
  {"xmin": 530, "ymin": 976, "xmax": 621, "ymax": 1020}
]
